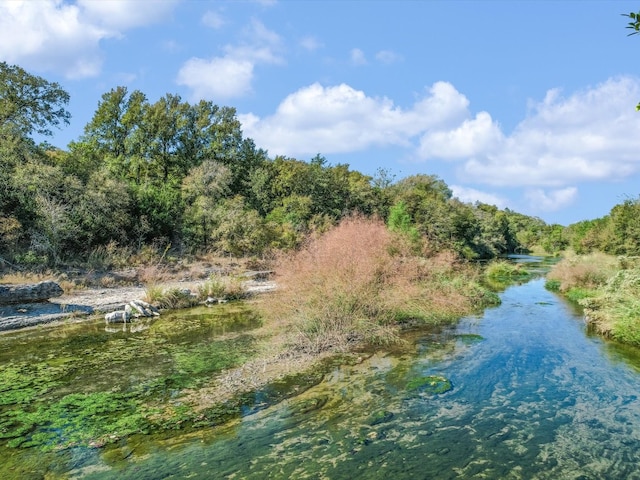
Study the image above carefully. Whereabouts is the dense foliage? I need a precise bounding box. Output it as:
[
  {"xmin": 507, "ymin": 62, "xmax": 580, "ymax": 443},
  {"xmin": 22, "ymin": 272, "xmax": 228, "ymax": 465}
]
[{"xmin": 0, "ymin": 63, "xmax": 552, "ymax": 268}]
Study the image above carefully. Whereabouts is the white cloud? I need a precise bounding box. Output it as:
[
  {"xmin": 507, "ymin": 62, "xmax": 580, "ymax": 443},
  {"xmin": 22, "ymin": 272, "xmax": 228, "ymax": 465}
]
[
  {"xmin": 418, "ymin": 111, "xmax": 504, "ymax": 159},
  {"xmin": 202, "ymin": 10, "xmax": 225, "ymax": 29},
  {"xmin": 459, "ymin": 77, "xmax": 640, "ymax": 187},
  {"xmin": 177, "ymin": 19, "xmax": 283, "ymax": 101},
  {"xmin": 450, "ymin": 185, "xmax": 508, "ymax": 209},
  {"xmin": 0, "ymin": 0, "xmax": 177, "ymax": 78},
  {"xmin": 239, "ymin": 81, "xmax": 470, "ymax": 156},
  {"xmin": 0, "ymin": 1, "xmax": 109, "ymax": 78},
  {"xmin": 300, "ymin": 36, "xmax": 322, "ymax": 51},
  {"xmin": 177, "ymin": 57, "xmax": 254, "ymax": 99},
  {"xmin": 350, "ymin": 48, "xmax": 367, "ymax": 66},
  {"xmin": 375, "ymin": 49, "xmax": 402, "ymax": 64},
  {"xmin": 524, "ymin": 187, "xmax": 578, "ymax": 212},
  {"xmin": 78, "ymin": 0, "xmax": 178, "ymax": 29},
  {"xmin": 241, "ymin": 74, "xmax": 640, "ymax": 216}
]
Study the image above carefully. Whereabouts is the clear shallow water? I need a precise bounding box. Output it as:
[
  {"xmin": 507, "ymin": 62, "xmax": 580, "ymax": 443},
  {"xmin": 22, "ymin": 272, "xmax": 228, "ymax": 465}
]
[
  {"xmin": 6, "ymin": 258, "xmax": 640, "ymax": 479},
  {"xmin": 81, "ymin": 270, "xmax": 640, "ymax": 479}
]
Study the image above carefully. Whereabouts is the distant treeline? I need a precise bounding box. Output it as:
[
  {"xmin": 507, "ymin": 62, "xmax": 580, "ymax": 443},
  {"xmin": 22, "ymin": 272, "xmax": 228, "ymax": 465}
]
[{"xmin": 3, "ymin": 61, "xmax": 632, "ymax": 268}]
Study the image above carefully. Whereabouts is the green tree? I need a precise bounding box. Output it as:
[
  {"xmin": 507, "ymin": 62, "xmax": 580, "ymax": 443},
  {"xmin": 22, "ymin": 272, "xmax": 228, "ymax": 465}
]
[
  {"xmin": 12, "ymin": 161, "xmax": 84, "ymax": 264},
  {"xmin": 77, "ymin": 86, "xmax": 148, "ymax": 181},
  {"xmin": 623, "ymin": 11, "xmax": 640, "ymax": 110},
  {"xmin": 143, "ymin": 93, "xmax": 186, "ymax": 182},
  {"xmin": 74, "ymin": 170, "xmax": 134, "ymax": 249},
  {"xmin": 605, "ymin": 198, "xmax": 640, "ymax": 255},
  {"xmin": 181, "ymin": 160, "xmax": 232, "ymax": 250},
  {"xmin": 541, "ymin": 224, "xmax": 569, "ymax": 254},
  {"xmin": 211, "ymin": 196, "xmax": 273, "ymax": 256},
  {"xmin": 0, "ymin": 62, "xmax": 70, "ymax": 138}
]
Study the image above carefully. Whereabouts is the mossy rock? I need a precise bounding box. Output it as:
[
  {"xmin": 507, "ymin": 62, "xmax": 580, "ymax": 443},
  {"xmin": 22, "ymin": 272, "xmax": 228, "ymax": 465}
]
[{"xmin": 406, "ymin": 375, "xmax": 452, "ymax": 395}]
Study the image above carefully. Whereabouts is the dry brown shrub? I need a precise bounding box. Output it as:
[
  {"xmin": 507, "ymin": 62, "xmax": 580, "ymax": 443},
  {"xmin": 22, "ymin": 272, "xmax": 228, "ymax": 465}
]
[
  {"xmin": 136, "ymin": 264, "xmax": 172, "ymax": 285},
  {"xmin": 257, "ymin": 215, "xmax": 469, "ymax": 354},
  {"xmin": 547, "ymin": 252, "xmax": 617, "ymax": 291}
]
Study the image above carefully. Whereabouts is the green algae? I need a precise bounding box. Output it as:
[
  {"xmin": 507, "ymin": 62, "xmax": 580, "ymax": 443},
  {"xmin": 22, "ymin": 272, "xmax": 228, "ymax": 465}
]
[
  {"xmin": 456, "ymin": 333, "xmax": 484, "ymax": 345},
  {"xmin": 0, "ymin": 304, "xmax": 261, "ymax": 460},
  {"xmin": 406, "ymin": 375, "xmax": 452, "ymax": 395}
]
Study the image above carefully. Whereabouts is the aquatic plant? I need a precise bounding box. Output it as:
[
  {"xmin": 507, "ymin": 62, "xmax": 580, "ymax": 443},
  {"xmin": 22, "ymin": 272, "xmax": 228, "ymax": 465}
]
[
  {"xmin": 0, "ymin": 309, "xmax": 261, "ymax": 453},
  {"xmin": 202, "ymin": 273, "xmax": 248, "ymax": 301},
  {"xmin": 406, "ymin": 375, "xmax": 452, "ymax": 395},
  {"xmin": 484, "ymin": 259, "xmax": 530, "ymax": 280}
]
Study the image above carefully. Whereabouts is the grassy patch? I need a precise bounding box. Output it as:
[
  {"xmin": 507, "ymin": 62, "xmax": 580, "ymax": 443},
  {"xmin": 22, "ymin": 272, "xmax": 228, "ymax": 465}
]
[
  {"xmin": 546, "ymin": 252, "xmax": 617, "ymax": 293},
  {"xmin": 484, "ymin": 260, "xmax": 530, "ymax": 280},
  {"xmin": 544, "ymin": 252, "xmax": 640, "ymax": 346},
  {"xmin": 579, "ymin": 269, "xmax": 640, "ymax": 345}
]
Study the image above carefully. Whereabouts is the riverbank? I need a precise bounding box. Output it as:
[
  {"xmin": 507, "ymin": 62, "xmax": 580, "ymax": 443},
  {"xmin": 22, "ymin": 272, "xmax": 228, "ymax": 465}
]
[
  {"xmin": 0, "ymin": 259, "xmax": 274, "ymax": 331},
  {"xmin": 0, "ymin": 226, "xmax": 501, "ymax": 457},
  {"xmin": 545, "ymin": 252, "xmax": 640, "ymax": 346}
]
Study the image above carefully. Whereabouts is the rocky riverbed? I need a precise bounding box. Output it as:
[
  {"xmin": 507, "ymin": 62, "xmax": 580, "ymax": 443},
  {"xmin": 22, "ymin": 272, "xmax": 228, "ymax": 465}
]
[{"xmin": 0, "ymin": 274, "xmax": 275, "ymax": 332}]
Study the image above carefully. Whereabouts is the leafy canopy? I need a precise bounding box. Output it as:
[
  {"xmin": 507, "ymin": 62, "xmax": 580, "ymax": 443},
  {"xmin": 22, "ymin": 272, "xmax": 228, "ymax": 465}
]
[
  {"xmin": 0, "ymin": 62, "xmax": 70, "ymax": 138},
  {"xmin": 623, "ymin": 11, "xmax": 640, "ymax": 110}
]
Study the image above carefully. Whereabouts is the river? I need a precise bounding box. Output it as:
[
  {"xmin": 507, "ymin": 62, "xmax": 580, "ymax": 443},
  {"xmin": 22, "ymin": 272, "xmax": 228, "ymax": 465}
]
[{"xmin": 4, "ymin": 256, "xmax": 640, "ymax": 478}]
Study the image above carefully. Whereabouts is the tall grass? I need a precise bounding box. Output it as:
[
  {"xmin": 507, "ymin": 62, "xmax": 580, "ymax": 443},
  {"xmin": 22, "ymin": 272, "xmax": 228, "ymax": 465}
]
[
  {"xmin": 484, "ymin": 260, "xmax": 530, "ymax": 280},
  {"xmin": 581, "ymin": 269, "xmax": 640, "ymax": 345},
  {"xmin": 257, "ymin": 216, "xmax": 498, "ymax": 354},
  {"xmin": 545, "ymin": 251, "xmax": 618, "ymax": 293},
  {"xmin": 546, "ymin": 252, "xmax": 640, "ymax": 345}
]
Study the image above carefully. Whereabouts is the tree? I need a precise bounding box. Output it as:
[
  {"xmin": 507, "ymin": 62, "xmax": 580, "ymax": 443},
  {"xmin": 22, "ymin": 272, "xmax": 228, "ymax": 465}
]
[
  {"xmin": 623, "ymin": 11, "xmax": 640, "ymax": 110},
  {"xmin": 211, "ymin": 196, "xmax": 273, "ymax": 256},
  {"xmin": 82, "ymin": 87, "xmax": 142, "ymax": 157},
  {"xmin": 0, "ymin": 62, "xmax": 70, "ymax": 138},
  {"xmin": 181, "ymin": 160, "xmax": 232, "ymax": 250},
  {"xmin": 624, "ymin": 11, "xmax": 640, "ymax": 36}
]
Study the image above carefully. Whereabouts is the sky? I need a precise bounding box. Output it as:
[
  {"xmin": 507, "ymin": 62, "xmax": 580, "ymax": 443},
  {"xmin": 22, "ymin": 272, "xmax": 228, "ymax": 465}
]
[{"xmin": 1, "ymin": 0, "xmax": 640, "ymax": 226}]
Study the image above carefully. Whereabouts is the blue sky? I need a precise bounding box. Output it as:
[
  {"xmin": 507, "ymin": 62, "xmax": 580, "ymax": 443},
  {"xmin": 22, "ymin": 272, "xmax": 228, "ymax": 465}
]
[{"xmin": 2, "ymin": 0, "xmax": 640, "ymax": 226}]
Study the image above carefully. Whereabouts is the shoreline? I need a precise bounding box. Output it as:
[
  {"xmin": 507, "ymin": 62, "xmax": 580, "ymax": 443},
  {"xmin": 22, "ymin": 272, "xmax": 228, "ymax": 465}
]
[{"xmin": 0, "ymin": 276, "xmax": 275, "ymax": 333}]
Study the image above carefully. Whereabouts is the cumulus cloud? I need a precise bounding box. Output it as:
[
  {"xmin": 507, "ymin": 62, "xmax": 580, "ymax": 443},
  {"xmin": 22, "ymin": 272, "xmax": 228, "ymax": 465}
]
[
  {"xmin": 524, "ymin": 187, "xmax": 578, "ymax": 212},
  {"xmin": 0, "ymin": 1, "xmax": 109, "ymax": 78},
  {"xmin": 177, "ymin": 19, "xmax": 283, "ymax": 101},
  {"xmin": 177, "ymin": 57, "xmax": 254, "ymax": 100},
  {"xmin": 240, "ymin": 81, "xmax": 471, "ymax": 156},
  {"xmin": 459, "ymin": 77, "xmax": 640, "ymax": 187},
  {"xmin": 450, "ymin": 185, "xmax": 508, "ymax": 209},
  {"xmin": 0, "ymin": 0, "xmax": 178, "ymax": 78},
  {"xmin": 244, "ymin": 74, "xmax": 640, "ymax": 194},
  {"xmin": 418, "ymin": 111, "xmax": 504, "ymax": 159}
]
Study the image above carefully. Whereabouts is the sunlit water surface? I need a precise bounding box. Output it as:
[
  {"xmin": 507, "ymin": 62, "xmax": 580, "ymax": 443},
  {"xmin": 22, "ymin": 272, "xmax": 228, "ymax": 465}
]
[{"xmin": 5, "ymin": 257, "xmax": 640, "ymax": 479}]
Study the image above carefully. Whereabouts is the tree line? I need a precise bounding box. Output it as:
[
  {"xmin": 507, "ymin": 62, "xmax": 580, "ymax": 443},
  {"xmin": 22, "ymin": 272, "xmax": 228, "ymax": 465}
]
[{"xmin": 0, "ymin": 62, "xmax": 563, "ymax": 268}]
